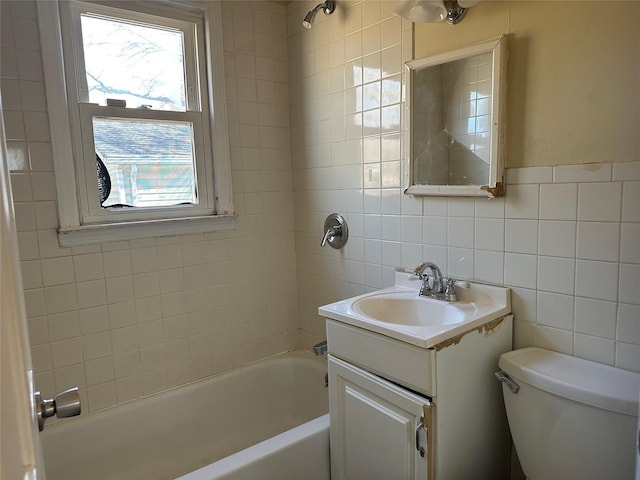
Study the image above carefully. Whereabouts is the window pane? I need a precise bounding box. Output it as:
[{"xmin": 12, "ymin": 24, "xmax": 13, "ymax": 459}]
[
  {"xmin": 93, "ymin": 118, "xmax": 197, "ymax": 208},
  {"xmin": 81, "ymin": 15, "xmax": 186, "ymax": 111}
]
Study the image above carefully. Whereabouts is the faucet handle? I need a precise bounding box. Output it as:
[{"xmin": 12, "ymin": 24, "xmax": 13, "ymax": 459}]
[
  {"xmin": 443, "ymin": 278, "xmax": 458, "ymax": 301},
  {"xmin": 443, "ymin": 278, "xmax": 470, "ymax": 302},
  {"xmin": 412, "ymin": 264, "xmax": 429, "ymax": 279}
]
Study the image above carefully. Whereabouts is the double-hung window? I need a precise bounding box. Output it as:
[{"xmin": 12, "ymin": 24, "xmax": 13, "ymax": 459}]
[{"xmin": 38, "ymin": 1, "xmax": 234, "ymax": 246}]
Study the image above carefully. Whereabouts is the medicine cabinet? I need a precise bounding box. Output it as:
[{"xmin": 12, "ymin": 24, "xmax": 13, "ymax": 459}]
[{"xmin": 405, "ymin": 35, "xmax": 507, "ymax": 197}]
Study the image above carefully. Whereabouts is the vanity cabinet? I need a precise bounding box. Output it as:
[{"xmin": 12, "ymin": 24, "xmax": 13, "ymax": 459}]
[
  {"xmin": 325, "ymin": 315, "xmax": 513, "ymax": 480},
  {"xmin": 328, "ymin": 355, "xmax": 431, "ymax": 480}
]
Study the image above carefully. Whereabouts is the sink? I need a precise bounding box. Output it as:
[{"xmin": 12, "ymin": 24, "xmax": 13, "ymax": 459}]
[
  {"xmin": 318, "ymin": 271, "xmax": 511, "ymax": 348},
  {"xmin": 352, "ymin": 292, "xmax": 475, "ymax": 326}
]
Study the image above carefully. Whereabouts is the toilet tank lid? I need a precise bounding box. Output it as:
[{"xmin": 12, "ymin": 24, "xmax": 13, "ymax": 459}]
[{"xmin": 499, "ymin": 347, "xmax": 640, "ymax": 416}]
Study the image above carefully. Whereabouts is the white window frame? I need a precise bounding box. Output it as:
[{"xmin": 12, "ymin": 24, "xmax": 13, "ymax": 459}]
[{"xmin": 37, "ymin": 0, "xmax": 235, "ymax": 246}]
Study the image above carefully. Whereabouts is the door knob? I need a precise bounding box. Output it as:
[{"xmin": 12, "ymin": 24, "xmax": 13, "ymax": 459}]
[{"xmin": 35, "ymin": 387, "xmax": 81, "ymax": 431}]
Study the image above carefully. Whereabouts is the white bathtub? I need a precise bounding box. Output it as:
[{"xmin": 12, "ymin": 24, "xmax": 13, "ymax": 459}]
[{"xmin": 41, "ymin": 351, "xmax": 330, "ymax": 480}]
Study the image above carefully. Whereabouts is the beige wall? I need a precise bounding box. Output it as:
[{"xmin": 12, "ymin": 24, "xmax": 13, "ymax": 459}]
[{"xmin": 415, "ymin": 1, "xmax": 640, "ymax": 168}]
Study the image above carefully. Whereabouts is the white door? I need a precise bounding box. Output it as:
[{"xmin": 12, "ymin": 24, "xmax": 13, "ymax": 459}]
[
  {"xmin": 636, "ymin": 388, "xmax": 640, "ymax": 480},
  {"xmin": 328, "ymin": 355, "xmax": 432, "ymax": 480},
  {"xmin": 0, "ymin": 101, "xmax": 46, "ymax": 478}
]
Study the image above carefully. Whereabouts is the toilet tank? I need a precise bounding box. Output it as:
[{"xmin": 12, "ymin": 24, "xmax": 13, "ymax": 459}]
[{"xmin": 499, "ymin": 347, "xmax": 640, "ymax": 480}]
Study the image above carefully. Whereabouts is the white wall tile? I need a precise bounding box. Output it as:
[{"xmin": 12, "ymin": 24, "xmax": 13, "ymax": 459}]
[
  {"xmin": 87, "ymin": 382, "xmax": 117, "ymax": 411},
  {"xmin": 578, "ymin": 221, "xmax": 621, "ymax": 263},
  {"xmin": 537, "ymin": 256, "xmax": 574, "ymax": 295},
  {"xmin": 504, "ymin": 219, "xmax": 538, "ymax": 254},
  {"xmin": 506, "ymin": 166, "xmax": 552, "ymax": 185},
  {"xmin": 54, "ymin": 363, "xmax": 86, "ymax": 392},
  {"xmin": 475, "ymin": 218, "xmax": 504, "ymax": 252},
  {"xmin": 616, "ymin": 342, "xmax": 640, "ymax": 373},
  {"xmin": 574, "ymin": 334, "xmax": 615, "ymax": 366},
  {"xmin": 537, "ymin": 325, "xmax": 573, "ymax": 355},
  {"xmin": 401, "ymin": 215, "xmax": 422, "ymax": 243},
  {"xmin": 504, "ymin": 253, "xmax": 537, "ymax": 289},
  {"xmin": 73, "ymin": 253, "xmax": 104, "ymax": 282},
  {"xmin": 513, "ymin": 319, "xmax": 537, "ymax": 349},
  {"xmin": 27, "ymin": 315, "xmax": 48, "ymax": 345},
  {"xmin": 505, "ymin": 184, "xmax": 539, "ymax": 219},
  {"xmin": 537, "ymin": 291, "xmax": 574, "ymax": 330},
  {"xmin": 85, "ymin": 357, "xmax": 115, "ymax": 386},
  {"xmin": 619, "ymin": 263, "xmax": 640, "ymax": 305},
  {"xmin": 617, "ymin": 303, "xmax": 640, "ymax": 343},
  {"xmin": 538, "ymin": 221, "xmax": 576, "ymax": 258},
  {"xmin": 574, "ymin": 297, "xmax": 617, "ymax": 339},
  {"xmin": 50, "ymin": 337, "xmax": 83, "ymax": 368},
  {"xmin": 108, "ymin": 301, "xmax": 137, "ymax": 329},
  {"xmin": 382, "ymin": 241, "xmax": 402, "ymax": 267},
  {"xmin": 423, "ymin": 197, "xmax": 447, "ymax": 216},
  {"xmin": 474, "ymin": 250, "xmax": 504, "ymax": 285},
  {"xmin": 447, "ymin": 248, "xmax": 474, "ymax": 279},
  {"xmin": 577, "ymin": 182, "xmax": 622, "ymax": 221},
  {"xmin": 447, "ymin": 197, "xmax": 475, "ymax": 217},
  {"xmin": 612, "ymin": 161, "xmax": 640, "ymax": 181},
  {"xmin": 106, "ymin": 276, "xmax": 135, "ymax": 304},
  {"xmin": 79, "ymin": 305, "xmax": 109, "ymax": 335},
  {"xmin": 622, "ymin": 182, "xmax": 640, "ymax": 222},
  {"xmin": 510, "ymin": 287, "xmax": 537, "ymax": 324},
  {"xmin": 420, "ymin": 216, "xmax": 444, "ymax": 247},
  {"xmin": 47, "ymin": 311, "xmax": 80, "ymax": 342},
  {"xmin": 44, "ymin": 284, "xmax": 77, "ymax": 313},
  {"xmin": 554, "ymin": 163, "xmax": 611, "ymax": 183},
  {"xmin": 76, "ymin": 279, "xmax": 107, "ymax": 309},
  {"xmin": 575, "ymin": 260, "xmax": 619, "ymax": 302},
  {"xmin": 539, "ymin": 183, "xmax": 577, "ymax": 220},
  {"xmin": 21, "ymin": 260, "xmax": 42, "ymax": 289},
  {"xmin": 620, "ymin": 223, "xmax": 640, "ymax": 264},
  {"xmin": 401, "ymin": 242, "xmax": 423, "ymax": 269},
  {"xmin": 420, "ymin": 243, "xmax": 445, "ymax": 269},
  {"xmin": 448, "ymin": 217, "xmax": 474, "ymax": 248},
  {"xmin": 31, "ymin": 344, "xmax": 52, "ymax": 373},
  {"xmin": 475, "ymin": 196, "xmax": 504, "ymax": 218}
]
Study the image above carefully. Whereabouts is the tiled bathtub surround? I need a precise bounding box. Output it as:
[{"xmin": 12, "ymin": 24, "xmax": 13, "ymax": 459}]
[{"xmin": 3, "ymin": 0, "xmax": 297, "ymax": 413}]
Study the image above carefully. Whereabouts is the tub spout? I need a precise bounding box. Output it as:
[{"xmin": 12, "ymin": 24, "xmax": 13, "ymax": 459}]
[{"xmin": 313, "ymin": 340, "xmax": 327, "ymax": 356}]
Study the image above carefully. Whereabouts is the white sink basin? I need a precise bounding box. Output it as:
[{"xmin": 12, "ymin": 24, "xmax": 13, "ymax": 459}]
[
  {"xmin": 319, "ymin": 271, "xmax": 511, "ymax": 348},
  {"xmin": 352, "ymin": 292, "xmax": 476, "ymax": 326}
]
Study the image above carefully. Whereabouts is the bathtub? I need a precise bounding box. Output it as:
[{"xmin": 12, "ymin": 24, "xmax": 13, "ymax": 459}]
[{"xmin": 41, "ymin": 350, "xmax": 330, "ymax": 480}]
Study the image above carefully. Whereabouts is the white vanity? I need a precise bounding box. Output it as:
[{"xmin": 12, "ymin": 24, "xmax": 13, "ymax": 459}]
[{"xmin": 319, "ymin": 270, "xmax": 513, "ymax": 480}]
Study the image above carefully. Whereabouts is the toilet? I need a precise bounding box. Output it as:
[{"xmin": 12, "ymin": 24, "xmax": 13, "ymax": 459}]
[{"xmin": 497, "ymin": 347, "xmax": 640, "ymax": 480}]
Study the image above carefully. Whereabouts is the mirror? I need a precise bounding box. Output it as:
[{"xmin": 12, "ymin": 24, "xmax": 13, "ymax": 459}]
[{"xmin": 404, "ymin": 36, "xmax": 507, "ymax": 197}]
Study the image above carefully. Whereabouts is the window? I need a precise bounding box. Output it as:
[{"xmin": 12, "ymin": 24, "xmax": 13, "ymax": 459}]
[{"xmin": 38, "ymin": 0, "xmax": 234, "ymax": 246}]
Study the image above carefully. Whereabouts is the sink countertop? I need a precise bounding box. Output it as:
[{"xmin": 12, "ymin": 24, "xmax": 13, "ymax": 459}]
[{"xmin": 318, "ymin": 272, "xmax": 511, "ymax": 349}]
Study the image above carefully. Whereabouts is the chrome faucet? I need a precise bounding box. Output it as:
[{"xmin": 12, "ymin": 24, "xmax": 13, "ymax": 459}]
[
  {"xmin": 413, "ymin": 262, "xmax": 444, "ymax": 297},
  {"xmin": 413, "ymin": 262, "xmax": 465, "ymax": 302}
]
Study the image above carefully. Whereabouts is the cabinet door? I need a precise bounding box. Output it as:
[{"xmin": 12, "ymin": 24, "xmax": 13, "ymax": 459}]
[{"xmin": 329, "ymin": 355, "xmax": 431, "ymax": 480}]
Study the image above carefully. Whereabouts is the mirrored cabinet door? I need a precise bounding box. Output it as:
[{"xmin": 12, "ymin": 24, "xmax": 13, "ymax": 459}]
[{"xmin": 404, "ymin": 35, "xmax": 507, "ymax": 197}]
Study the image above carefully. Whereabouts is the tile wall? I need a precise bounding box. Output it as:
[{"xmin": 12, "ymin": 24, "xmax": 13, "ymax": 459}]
[
  {"xmin": 2, "ymin": 0, "xmax": 297, "ymax": 413},
  {"xmin": 288, "ymin": 1, "xmax": 640, "ymax": 373}
]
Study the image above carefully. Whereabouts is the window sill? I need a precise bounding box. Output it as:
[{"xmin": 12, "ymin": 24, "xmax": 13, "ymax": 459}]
[{"xmin": 57, "ymin": 214, "xmax": 236, "ymax": 247}]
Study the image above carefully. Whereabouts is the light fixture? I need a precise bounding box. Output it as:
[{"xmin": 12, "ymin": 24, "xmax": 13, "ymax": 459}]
[
  {"xmin": 393, "ymin": 0, "xmax": 480, "ymax": 25},
  {"xmin": 302, "ymin": 1, "xmax": 336, "ymax": 29}
]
